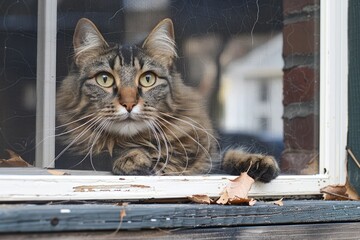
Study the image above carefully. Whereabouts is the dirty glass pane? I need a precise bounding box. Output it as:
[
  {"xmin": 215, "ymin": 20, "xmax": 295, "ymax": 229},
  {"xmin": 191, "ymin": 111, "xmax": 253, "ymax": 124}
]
[
  {"xmin": 0, "ymin": 0, "xmax": 320, "ymax": 175},
  {"xmin": 0, "ymin": 1, "xmax": 38, "ymax": 165}
]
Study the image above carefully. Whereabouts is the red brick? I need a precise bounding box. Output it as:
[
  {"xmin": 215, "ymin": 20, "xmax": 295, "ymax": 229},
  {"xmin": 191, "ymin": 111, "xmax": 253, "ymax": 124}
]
[
  {"xmin": 283, "ymin": 67, "xmax": 319, "ymax": 106},
  {"xmin": 283, "ymin": 20, "xmax": 320, "ymax": 56},
  {"xmin": 283, "ymin": 0, "xmax": 320, "ymax": 16},
  {"xmin": 281, "ymin": 150, "xmax": 319, "ymax": 174},
  {"xmin": 283, "ymin": 115, "xmax": 319, "ymax": 150}
]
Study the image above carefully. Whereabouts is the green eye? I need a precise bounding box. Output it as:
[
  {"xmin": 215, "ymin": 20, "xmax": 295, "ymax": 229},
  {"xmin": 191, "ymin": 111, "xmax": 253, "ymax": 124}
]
[
  {"xmin": 95, "ymin": 72, "xmax": 115, "ymax": 88},
  {"xmin": 139, "ymin": 72, "xmax": 157, "ymax": 87}
]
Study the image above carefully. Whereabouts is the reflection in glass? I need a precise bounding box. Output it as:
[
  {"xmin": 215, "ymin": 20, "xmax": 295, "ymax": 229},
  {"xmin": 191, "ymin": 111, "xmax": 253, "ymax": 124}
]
[{"xmin": 0, "ymin": 0, "xmax": 320, "ymax": 175}]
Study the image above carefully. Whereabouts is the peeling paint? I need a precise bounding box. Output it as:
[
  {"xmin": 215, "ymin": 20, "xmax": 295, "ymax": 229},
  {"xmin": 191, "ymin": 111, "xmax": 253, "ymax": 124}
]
[{"xmin": 73, "ymin": 184, "xmax": 151, "ymax": 192}]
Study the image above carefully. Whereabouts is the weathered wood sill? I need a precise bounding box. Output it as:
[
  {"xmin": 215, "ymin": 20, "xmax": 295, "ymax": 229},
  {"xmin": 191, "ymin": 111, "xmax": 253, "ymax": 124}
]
[{"xmin": 1, "ymin": 200, "xmax": 359, "ymax": 233}]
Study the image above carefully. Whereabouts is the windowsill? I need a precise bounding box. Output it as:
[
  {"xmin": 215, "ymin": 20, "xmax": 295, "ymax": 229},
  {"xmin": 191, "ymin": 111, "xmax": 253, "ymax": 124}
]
[
  {"xmin": 0, "ymin": 200, "xmax": 359, "ymax": 234},
  {"xmin": 0, "ymin": 167, "xmax": 331, "ymax": 201},
  {"xmin": 1, "ymin": 169, "xmax": 358, "ymax": 237}
]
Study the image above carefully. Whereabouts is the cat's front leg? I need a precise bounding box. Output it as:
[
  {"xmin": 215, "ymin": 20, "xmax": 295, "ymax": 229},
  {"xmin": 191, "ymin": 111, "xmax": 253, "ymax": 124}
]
[
  {"xmin": 221, "ymin": 149, "xmax": 280, "ymax": 182},
  {"xmin": 112, "ymin": 148, "xmax": 153, "ymax": 175}
]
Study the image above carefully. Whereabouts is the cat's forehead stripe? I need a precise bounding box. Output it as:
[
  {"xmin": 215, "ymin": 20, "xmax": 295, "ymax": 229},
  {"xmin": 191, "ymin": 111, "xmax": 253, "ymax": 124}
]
[
  {"xmin": 119, "ymin": 46, "xmax": 133, "ymax": 66},
  {"xmin": 108, "ymin": 55, "xmax": 116, "ymax": 70},
  {"xmin": 113, "ymin": 56, "xmax": 121, "ymax": 72},
  {"xmin": 138, "ymin": 57, "xmax": 144, "ymax": 70},
  {"xmin": 112, "ymin": 56, "xmax": 122, "ymax": 87}
]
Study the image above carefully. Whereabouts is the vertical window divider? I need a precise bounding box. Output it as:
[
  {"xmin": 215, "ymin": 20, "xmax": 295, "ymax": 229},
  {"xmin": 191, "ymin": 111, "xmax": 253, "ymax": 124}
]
[
  {"xmin": 35, "ymin": 0, "xmax": 57, "ymax": 168},
  {"xmin": 319, "ymin": 0, "xmax": 348, "ymax": 185}
]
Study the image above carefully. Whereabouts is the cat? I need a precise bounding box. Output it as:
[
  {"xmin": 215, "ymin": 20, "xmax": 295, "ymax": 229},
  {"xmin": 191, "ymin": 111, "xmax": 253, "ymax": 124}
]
[{"xmin": 56, "ymin": 18, "xmax": 280, "ymax": 182}]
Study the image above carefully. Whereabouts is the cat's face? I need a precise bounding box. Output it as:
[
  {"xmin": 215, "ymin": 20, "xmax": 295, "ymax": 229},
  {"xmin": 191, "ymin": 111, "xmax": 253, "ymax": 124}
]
[{"xmin": 67, "ymin": 18, "xmax": 178, "ymax": 137}]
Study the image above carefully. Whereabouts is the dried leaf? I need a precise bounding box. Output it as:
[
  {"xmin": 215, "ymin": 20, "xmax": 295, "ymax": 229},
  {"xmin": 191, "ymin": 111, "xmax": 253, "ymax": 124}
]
[
  {"xmin": 188, "ymin": 194, "xmax": 213, "ymax": 204},
  {"xmin": 228, "ymin": 197, "xmax": 257, "ymax": 206},
  {"xmin": 216, "ymin": 190, "xmax": 230, "ymax": 205},
  {"xmin": 248, "ymin": 198, "xmax": 257, "ymax": 206},
  {"xmin": 111, "ymin": 203, "xmax": 129, "ymax": 235},
  {"xmin": 216, "ymin": 172, "xmax": 255, "ymax": 205},
  {"xmin": 321, "ymin": 184, "xmax": 359, "ymax": 201},
  {"xmin": 47, "ymin": 169, "xmax": 69, "ymax": 175},
  {"xmin": 226, "ymin": 172, "xmax": 255, "ymax": 199},
  {"xmin": 188, "ymin": 172, "xmax": 256, "ymax": 206},
  {"xmin": 120, "ymin": 208, "xmax": 127, "ymax": 219},
  {"xmin": 272, "ymin": 198, "xmax": 284, "ymax": 206},
  {"xmin": 0, "ymin": 150, "xmax": 32, "ymax": 167}
]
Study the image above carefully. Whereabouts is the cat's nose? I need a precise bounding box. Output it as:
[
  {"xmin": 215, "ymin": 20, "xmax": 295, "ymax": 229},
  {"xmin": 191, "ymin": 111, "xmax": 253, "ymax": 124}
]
[
  {"xmin": 118, "ymin": 87, "xmax": 138, "ymax": 112},
  {"xmin": 121, "ymin": 102, "xmax": 137, "ymax": 112}
]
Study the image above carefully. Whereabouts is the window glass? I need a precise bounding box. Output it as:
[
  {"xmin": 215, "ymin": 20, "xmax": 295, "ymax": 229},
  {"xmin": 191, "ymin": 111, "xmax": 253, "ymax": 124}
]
[
  {"xmin": 0, "ymin": 0, "xmax": 38, "ymax": 165},
  {"xmin": 0, "ymin": 0, "xmax": 320, "ymax": 176}
]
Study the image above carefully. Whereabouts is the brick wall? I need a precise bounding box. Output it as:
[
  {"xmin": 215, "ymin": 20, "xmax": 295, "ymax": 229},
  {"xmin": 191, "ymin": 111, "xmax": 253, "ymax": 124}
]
[{"xmin": 281, "ymin": 0, "xmax": 320, "ymax": 174}]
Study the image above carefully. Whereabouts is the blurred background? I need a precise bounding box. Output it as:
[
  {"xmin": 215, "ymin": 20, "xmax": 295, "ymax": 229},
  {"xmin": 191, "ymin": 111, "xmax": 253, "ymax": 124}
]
[{"xmin": 0, "ymin": 0, "xmax": 293, "ymax": 171}]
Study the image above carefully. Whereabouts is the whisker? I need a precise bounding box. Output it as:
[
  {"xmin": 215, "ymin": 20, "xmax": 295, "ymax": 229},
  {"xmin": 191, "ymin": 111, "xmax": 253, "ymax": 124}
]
[
  {"xmin": 159, "ymin": 111, "xmax": 220, "ymax": 151},
  {"xmin": 69, "ymin": 149, "xmax": 91, "ymax": 169},
  {"xmin": 68, "ymin": 117, "xmax": 110, "ymax": 170},
  {"xmin": 154, "ymin": 114, "xmax": 213, "ymax": 174},
  {"xmin": 144, "ymin": 109, "xmax": 214, "ymax": 174},
  {"xmin": 144, "ymin": 120, "xmax": 162, "ymax": 170},
  {"xmin": 159, "ymin": 113, "xmax": 201, "ymax": 156},
  {"xmin": 55, "ymin": 112, "xmax": 97, "ymax": 129},
  {"xmin": 149, "ymin": 120, "xmax": 171, "ymax": 174},
  {"xmin": 88, "ymin": 121, "xmax": 106, "ymax": 171},
  {"xmin": 55, "ymin": 116, "xmax": 100, "ymax": 137},
  {"xmin": 50, "ymin": 117, "xmax": 103, "ymax": 168},
  {"xmin": 152, "ymin": 118, "xmax": 190, "ymax": 175},
  {"xmin": 158, "ymin": 114, "xmax": 210, "ymax": 157}
]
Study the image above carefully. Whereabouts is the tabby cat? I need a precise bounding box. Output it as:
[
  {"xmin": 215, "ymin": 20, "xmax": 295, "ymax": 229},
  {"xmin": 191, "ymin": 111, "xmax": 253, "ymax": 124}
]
[{"xmin": 56, "ymin": 18, "xmax": 280, "ymax": 182}]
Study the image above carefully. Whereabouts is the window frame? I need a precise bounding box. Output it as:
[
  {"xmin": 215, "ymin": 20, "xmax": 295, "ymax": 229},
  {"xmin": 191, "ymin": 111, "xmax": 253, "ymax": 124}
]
[
  {"xmin": 35, "ymin": 0, "xmax": 57, "ymax": 168},
  {"xmin": 0, "ymin": 0, "xmax": 348, "ymax": 202}
]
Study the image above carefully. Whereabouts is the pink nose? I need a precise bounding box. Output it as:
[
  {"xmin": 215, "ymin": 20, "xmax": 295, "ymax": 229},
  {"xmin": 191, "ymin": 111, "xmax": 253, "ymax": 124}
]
[
  {"xmin": 118, "ymin": 87, "xmax": 138, "ymax": 112},
  {"xmin": 121, "ymin": 102, "xmax": 137, "ymax": 112}
]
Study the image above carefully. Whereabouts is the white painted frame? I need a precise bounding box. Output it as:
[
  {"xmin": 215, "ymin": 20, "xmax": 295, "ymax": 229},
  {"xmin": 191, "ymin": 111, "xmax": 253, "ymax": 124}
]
[
  {"xmin": 35, "ymin": 0, "xmax": 57, "ymax": 168},
  {"xmin": 0, "ymin": 0, "xmax": 348, "ymax": 201}
]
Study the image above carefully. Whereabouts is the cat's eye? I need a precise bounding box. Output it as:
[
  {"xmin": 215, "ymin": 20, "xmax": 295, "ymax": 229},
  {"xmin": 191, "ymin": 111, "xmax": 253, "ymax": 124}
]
[
  {"xmin": 139, "ymin": 72, "xmax": 157, "ymax": 87},
  {"xmin": 95, "ymin": 72, "xmax": 115, "ymax": 88}
]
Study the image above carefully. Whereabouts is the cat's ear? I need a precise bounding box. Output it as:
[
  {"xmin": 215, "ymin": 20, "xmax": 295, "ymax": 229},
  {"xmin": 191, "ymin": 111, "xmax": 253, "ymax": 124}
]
[
  {"xmin": 142, "ymin": 18, "xmax": 177, "ymax": 66},
  {"xmin": 73, "ymin": 18, "xmax": 108, "ymax": 65}
]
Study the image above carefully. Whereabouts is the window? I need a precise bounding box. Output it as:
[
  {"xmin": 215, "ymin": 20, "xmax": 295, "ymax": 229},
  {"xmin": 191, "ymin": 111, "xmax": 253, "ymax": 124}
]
[
  {"xmin": 0, "ymin": 0, "xmax": 348, "ymax": 201},
  {"xmin": 258, "ymin": 117, "xmax": 269, "ymax": 132},
  {"xmin": 259, "ymin": 81, "xmax": 269, "ymax": 102}
]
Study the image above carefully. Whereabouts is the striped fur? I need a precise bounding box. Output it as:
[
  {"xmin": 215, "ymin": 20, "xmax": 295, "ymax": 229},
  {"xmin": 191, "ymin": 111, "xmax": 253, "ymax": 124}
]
[{"xmin": 56, "ymin": 18, "xmax": 280, "ymax": 181}]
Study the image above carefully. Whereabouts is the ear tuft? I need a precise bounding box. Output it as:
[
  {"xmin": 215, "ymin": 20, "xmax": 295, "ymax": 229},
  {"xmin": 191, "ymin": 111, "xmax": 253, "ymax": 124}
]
[
  {"xmin": 73, "ymin": 18, "xmax": 108, "ymax": 65},
  {"xmin": 142, "ymin": 18, "xmax": 177, "ymax": 66}
]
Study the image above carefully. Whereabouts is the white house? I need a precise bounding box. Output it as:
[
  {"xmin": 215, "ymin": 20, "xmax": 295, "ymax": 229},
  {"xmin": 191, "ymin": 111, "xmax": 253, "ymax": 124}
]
[{"xmin": 220, "ymin": 34, "xmax": 284, "ymax": 138}]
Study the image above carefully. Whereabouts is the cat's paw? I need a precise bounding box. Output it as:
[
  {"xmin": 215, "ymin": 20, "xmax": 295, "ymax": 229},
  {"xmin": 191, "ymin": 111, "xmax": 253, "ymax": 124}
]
[
  {"xmin": 222, "ymin": 149, "xmax": 280, "ymax": 182},
  {"xmin": 112, "ymin": 149, "xmax": 153, "ymax": 175}
]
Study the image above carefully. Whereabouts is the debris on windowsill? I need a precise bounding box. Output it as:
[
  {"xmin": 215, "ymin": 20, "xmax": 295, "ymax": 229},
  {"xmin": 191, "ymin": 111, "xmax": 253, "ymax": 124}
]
[
  {"xmin": 321, "ymin": 182, "xmax": 359, "ymax": 201},
  {"xmin": 0, "ymin": 150, "xmax": 32, "ymax": 168},
  {"xmin": 320, "ymin": 147, "xmax": 360, "ymax": 201},
  {"xmin": 268, "ymin": 198, "xmax": 284, "ymax": 206},
  {"xmin": 347, "ymin": 147, "xmax": 360, "ymax": 169},
  {"xmin": 188, "ymin": 194, "xmax": 214, "ymax": 204},
  {"xmin": 47, "ymin": 169, "xmax": 70, "ymax": 175},
  {"xmin": 187, "ymin": 171, "xmax": 256, "ymax": 206},
  {"xmin": 188, "ymin": 169, "xmax": 283, "ymax": 206},
  {"xmin": 216, "ymin": 171, "xmax": 256, "ymax": 205}
]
